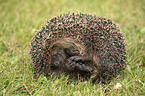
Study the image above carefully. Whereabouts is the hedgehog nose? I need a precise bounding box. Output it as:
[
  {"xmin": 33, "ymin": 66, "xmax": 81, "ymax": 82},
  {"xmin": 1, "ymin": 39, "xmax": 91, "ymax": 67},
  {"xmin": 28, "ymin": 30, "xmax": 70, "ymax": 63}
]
[
  {"xmin": 51, "ymin": 61, "xmax": 60, "ymax": 69},
  {"xmin": 54, "ymin": 62, "xmax": 60, "ymax": 67}
]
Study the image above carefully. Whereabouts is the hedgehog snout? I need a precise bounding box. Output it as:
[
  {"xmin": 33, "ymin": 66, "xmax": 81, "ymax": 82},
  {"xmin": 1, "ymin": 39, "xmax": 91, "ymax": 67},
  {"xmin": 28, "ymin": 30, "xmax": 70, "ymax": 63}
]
[{"xmin": 51, "ymin": 52, "xmax": 64, "ymax": 69}]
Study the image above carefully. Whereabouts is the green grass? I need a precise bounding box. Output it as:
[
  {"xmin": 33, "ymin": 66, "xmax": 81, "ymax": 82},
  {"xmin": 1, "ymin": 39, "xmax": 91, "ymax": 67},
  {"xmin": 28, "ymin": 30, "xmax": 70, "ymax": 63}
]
[{"xmin": 0, "ymin": 0, "xmax": 145, "ymax": 95}]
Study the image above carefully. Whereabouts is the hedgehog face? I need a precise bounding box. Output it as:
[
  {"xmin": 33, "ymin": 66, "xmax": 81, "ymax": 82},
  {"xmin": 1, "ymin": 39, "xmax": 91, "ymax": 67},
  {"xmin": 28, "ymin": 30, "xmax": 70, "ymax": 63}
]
[
  {"xmin": 51, "ymin": 49, "xmax": 66, "ymax": 69},
  {"xmin": 50, "ymin": 47, "xmax": 80, "ymax": 70}
]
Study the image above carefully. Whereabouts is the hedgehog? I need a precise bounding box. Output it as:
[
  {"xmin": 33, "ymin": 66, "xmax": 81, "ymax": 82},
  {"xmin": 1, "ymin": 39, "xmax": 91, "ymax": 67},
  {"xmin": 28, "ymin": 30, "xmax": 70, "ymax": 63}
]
[{"xmin": 30, "ymin": 13, "xmax": 126, "ymax": 83}]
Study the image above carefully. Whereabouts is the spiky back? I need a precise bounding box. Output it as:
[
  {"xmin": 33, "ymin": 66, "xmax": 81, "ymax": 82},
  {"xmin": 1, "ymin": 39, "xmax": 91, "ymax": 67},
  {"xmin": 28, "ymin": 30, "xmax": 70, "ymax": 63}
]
[{"xmin": 30, "ymin": 13, "xmax": 126, "ymax": 80}]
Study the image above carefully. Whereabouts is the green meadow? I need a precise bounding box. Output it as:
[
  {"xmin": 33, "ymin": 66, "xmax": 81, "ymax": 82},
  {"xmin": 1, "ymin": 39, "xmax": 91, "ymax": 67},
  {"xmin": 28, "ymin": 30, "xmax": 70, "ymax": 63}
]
[{"xmin": 0, "ymin": 0, "xmax": 145, "ymax": 95}]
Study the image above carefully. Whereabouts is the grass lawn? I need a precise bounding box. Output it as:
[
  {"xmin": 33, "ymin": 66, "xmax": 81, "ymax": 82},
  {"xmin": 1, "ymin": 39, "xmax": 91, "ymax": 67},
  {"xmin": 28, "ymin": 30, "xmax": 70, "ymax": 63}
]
[{"xmin": 0, "ymin": 0, "xmax": 145, "ymax": 95}]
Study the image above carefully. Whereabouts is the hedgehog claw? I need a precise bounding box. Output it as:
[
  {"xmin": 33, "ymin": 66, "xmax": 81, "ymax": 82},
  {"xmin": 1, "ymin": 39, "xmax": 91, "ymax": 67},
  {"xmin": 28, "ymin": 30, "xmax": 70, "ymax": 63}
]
[
  {"xmin": 75, "ymin": 62, "xmax": 94, "ymax": 72},
  {"xmin": 64, "ymin": 56, "xmax": 94, "ymax": 72}
]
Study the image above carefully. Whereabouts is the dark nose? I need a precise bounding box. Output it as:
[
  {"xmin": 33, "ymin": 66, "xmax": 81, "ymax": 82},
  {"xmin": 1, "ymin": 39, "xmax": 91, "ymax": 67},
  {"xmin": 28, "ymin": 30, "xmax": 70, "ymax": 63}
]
[
  {"xmin": 54, "ymin": 62, "xmax": 59, "ymax": 67},
  {"xmin": 51, "ymin": 61, "xmax": 60, "ymax": 69}
]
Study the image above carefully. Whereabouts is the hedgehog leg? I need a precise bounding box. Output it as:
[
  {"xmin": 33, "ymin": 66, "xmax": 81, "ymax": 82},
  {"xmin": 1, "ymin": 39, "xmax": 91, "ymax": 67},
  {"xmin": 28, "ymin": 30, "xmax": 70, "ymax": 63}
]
[
  {"xmin": 64, "ymin": 56, "xmax": 94, "ymax": 72},
  {"xmin": 75, "ymin": 62, "xmax": 94, "ymax": 72}
]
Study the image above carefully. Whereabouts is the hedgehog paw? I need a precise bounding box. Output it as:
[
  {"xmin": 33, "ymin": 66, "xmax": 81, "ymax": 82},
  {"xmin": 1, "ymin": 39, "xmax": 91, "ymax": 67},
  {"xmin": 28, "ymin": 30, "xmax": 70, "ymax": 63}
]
[{"xmin": 64, "ymin": 56, "xmax": 94, "ymax": 72}]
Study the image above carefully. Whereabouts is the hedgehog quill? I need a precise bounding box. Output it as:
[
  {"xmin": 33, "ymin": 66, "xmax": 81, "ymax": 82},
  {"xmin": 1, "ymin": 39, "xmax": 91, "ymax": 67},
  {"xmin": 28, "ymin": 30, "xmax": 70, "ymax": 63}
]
[{"xmin": 30, "ymin": 13, "xmax": 126, "ymax": 83}]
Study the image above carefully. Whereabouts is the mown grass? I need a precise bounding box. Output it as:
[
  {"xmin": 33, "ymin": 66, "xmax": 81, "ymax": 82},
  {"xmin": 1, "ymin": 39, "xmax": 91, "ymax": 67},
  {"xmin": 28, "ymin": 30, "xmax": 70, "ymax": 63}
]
[{"xmin": 0, "ymin": 0, "xmax": 145, "ymax": 95}]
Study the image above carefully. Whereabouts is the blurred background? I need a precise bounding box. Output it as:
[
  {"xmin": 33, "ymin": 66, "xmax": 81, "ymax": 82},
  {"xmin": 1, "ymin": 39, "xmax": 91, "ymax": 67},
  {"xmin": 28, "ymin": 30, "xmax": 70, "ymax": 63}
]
[
  {"xmin": 0, "ymin": 0, "xmax": 144, "ymax": 49},
  {"xmin": 0, "ymin": 0, "xmax": 145, "ymax": 95}
]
